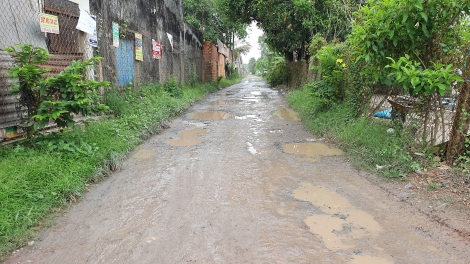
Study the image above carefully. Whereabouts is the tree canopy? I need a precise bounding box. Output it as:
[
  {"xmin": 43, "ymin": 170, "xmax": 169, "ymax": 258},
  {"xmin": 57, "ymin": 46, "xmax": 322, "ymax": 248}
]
[
  {"xmin": 183, "ymin": 0, "xmax": 248, "ymax": 45},
  {"xmin": 219, "ymin": 0, "xmax": 362, "ymax": 59}
]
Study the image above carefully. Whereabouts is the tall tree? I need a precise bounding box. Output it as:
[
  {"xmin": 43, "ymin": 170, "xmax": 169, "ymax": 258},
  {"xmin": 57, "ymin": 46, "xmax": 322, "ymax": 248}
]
[
  {"xmin": 219, "ymin": 0, "xmax": 361, "ymax": 60},
  {"xmin": 248, "ymin": 57, "xmax": 257, "ymax": 74},
  {"xmin": 183, "ymin": 0, "xmax": 248, "ymax": 44}
]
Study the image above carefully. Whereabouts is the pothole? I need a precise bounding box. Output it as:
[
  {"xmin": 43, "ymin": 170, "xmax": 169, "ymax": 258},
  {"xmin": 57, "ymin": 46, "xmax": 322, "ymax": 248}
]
[
  {"xmin": 207, "ymin": 100, "xmax": 240, "ymax": 105},
  {"xmin": 165, "ymin": 129, "xmax": 208, "ymax": 147},
  {"xmin": 293, "ymin": 182, "xmax": 385, "ymax": 258},
  {"xmin": 275, "ymin": 108, "xmax": 300, "ymax": 121},
  {"xmin": 282, "ymin": 142, "xmax": 343, "ymax": 162},
  {"xmin": 189, "ymin": 112, "xmax": 234, "ymax": 120},
  {"xmin": 132, "ymin": 149, "xmax": 155, "ymax": 160}
]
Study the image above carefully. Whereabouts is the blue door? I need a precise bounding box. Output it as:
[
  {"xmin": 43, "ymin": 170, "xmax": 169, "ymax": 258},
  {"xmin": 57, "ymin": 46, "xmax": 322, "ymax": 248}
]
[{"xmin": 116, "ymin": 40, "xmax": 134, "ymax": 86}]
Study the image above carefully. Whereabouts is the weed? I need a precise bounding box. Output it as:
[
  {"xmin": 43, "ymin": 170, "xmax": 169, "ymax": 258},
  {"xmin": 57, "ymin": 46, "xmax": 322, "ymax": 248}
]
[
  {"xmin": 287, "ymin": 86, "xmax": 424, "ymax": 178},
  {"xmin": 440, "ymin": 197, "xmax": 451, "ymax": 203},
  {"xmin": 426, "ymin": 183, "xmax": 439, "ymax": 190}
]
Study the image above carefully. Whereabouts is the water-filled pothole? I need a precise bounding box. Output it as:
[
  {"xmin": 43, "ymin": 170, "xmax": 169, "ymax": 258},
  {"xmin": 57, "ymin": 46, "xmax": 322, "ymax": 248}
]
[
  {"xmin": 189, "ymin": 112, "xmax": 234, "ymax": 120},
  {"xmin": 275, "ymin": 108, "xmax": 300, "ymax": 121},
  {"xmin": 282, "ymin": 142, "xmax": 343, "ymax": 162},
  {"xmin": 132, "ymin": 149, "xmax": 155, "ymax": 160},
  {"xmin": 293, "ymin": 182, "xmax": 384, "ymax": 254},
  {"xmin": 165, "ymin": 129, "xmax": 208, "ymax": 147}
]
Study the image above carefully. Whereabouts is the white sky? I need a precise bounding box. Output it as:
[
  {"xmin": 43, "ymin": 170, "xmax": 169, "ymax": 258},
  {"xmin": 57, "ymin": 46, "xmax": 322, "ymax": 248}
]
[{"xmin": 241, "ymin": 22, "xmax": 263, "ymax": 64}]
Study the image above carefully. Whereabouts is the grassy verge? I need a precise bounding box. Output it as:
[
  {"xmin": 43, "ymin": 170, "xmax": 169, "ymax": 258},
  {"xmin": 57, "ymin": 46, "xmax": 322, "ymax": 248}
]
[
  {"xmin": 0, "ymin": 77, "xmax": 241, "ymax": 259},
  {"xmin": 287, "ymin": 87, "xmax": 424, "ymax": 178}
]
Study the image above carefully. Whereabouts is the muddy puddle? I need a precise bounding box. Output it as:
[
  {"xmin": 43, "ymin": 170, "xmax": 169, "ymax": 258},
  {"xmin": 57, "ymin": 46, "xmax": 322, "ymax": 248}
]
[
  {"xmin": 165, "ymin": 129, "xmax": 208, "ymax": 147},
  {"xmin": 282, "ymin": 142, "xmax": 343, "ymax": 162},
  {"xmin": 189, "ymin": 112, "xmax": 234, "ymax": 120},
  {"xmin": 275, "ymin": 108, "xmax": 299, "ymax": 121},
  {"xmin": 293, "ymin": 182, "xmax": 392, "ymax": 262},
  {"xmin": 207, "ymin": 100, "xmax": 240, "ymax": 105},
  {"xmin": 132, "ymin": 149, "xmax": 155, "ymax": 160}
]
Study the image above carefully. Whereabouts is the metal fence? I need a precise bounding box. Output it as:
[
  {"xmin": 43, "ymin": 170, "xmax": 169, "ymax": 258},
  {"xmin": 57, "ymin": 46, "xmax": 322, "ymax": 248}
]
[
  {"xmin": 0, "ymin": 0, "xmax": 204, "ymax": 141},
  {"xmin": 370, "ymin": 93, "xmax": 458, "ymax": 147},
  {"xmin": 0, "ymin": 0, "xmax": 94, "ymax": 139}
]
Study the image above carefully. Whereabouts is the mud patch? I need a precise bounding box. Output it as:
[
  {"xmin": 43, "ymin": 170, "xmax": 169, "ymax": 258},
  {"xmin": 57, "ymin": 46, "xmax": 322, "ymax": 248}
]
[
  {"xmin": 189, "ymin": 112, "xmax": 234, "ymax": 120},
  {"xmin": 165, "ymin": 129, "xmax": 208, "ymax": 147},
  {"xmin": 293, "ymin": 182, "xmax": 391, "ymax": 262},
  {"xmin": 132, "ymin": 149, "xmax": 155, "ymax": 160},
  {"xmin": 282, "ymin": 142, "xmax": 343, "ymax": 162},
  {"xmin": 275, "ymin": 108, "xmax": 300, "ymax": 121},
  {"xmin": 350, "ymin": 255, "xmax": 394, "ymax": 264}
]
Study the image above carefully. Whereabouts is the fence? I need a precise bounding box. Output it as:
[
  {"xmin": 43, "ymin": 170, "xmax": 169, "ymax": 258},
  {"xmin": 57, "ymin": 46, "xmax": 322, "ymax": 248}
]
[{"xmin": 0, "ymin": 0, "xmax": 205, "ymax": 141}]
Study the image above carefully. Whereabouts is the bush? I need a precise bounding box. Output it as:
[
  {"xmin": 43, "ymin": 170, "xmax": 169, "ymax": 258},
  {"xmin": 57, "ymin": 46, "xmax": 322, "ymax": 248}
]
[
  {"xmin": 163, "ymin": 75, "xmax": 183, "ymax": 98},
  {"xmin": 4, "ymin": 44, "xmax": 109, "ymax": 136},
  {"xmin": 266, "ymin": 57, "xmax": 289, "ymax": 87}
]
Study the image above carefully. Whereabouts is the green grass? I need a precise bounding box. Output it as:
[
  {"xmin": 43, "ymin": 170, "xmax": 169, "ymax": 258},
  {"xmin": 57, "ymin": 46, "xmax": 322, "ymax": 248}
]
[
  {"xmin": 0, "ymin": 78, "xmax": 241, "ymax": 259},
  {"xmin": 287, "ymin": 87, "xmax": 422, "ymax": 178}
]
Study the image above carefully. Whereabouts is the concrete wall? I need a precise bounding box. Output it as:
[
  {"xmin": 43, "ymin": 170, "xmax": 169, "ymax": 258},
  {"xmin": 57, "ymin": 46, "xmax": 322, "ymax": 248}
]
[{"xmin": 90, "ymin": 0, "xmax": 203, "ymax": 87}]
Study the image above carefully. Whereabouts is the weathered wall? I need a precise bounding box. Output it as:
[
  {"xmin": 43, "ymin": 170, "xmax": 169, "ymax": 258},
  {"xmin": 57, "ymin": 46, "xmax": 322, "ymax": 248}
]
[
  {"xmin": 218, "ymin": 53, "xmax": 225, "ymax": 78},
  {"xmin": 287, "ymin": 62, "xmax": 312, "ymax": 89},
  {"xmin": 90, "ymin": 0, "xmax": 203, "ymax": 87},
  {"xmin": 203, "ymin": 41, "xmax": 218, "ymax": 82}
]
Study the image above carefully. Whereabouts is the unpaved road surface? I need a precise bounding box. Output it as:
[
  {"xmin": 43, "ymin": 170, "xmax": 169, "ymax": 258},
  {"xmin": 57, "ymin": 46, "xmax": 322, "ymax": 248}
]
[{"xmin": 6, "ymin": 76, "xmax": 470, "ymax": 263}]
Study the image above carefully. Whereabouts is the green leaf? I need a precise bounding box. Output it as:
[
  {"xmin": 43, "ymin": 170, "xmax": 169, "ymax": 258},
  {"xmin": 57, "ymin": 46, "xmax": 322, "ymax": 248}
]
[
  {"xmin": 414, "ymin": 2, "xmax": 423, "ymax": 10},
  {"xmin": 419, "ymin": 12, "xmax": 428, "ymax": 22},
  {"xmin": 402, "ymin": 13, "xmax": 409, "ymax": 23},
  {"xmin": 436, "ymin": 84, "xmax": 449, "ymax": 95}
]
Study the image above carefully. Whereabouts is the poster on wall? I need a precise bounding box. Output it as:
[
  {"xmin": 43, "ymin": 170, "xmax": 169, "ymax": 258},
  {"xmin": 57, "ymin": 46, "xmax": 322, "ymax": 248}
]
[
  {"xmin": 112, "ymin": 22, "xmax": 119, "ymax": 47},
  {"xmin": 135, "ymin": 33, "xmax": 143, "ymax": 61},
  {"xmin": 76, "ymin": 10, "xmax": 95, "ymax": 35},
  {"xmin": 88, "ymin": 15, "xmax": 98, "ymax": 47},
  {"xmin": 39, "ymin": 13, "xmax": 60, "ymax": 34},
  {"xmin": 166, "ymin": 33, "xmax": 173, "ymax": 51},
  {"xmin": 152, "ymin": 39, "xmax": 162, "ymax": 60}
]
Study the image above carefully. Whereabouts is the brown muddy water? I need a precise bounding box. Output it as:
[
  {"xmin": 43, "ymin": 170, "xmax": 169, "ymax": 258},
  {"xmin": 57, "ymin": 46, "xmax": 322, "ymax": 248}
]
[
  {"xmin": 189, "ymin": 111, "xmax": 234, "ymax": 120},
  {"xmin": 275, "ymin": 108, "xmax": 300, "ymax": 121},
  {"xmin": 282, "ymin": 142, "xmax": 344, "ymax": 162},
  {"xmin": 5, "ymin": 76, "xmax": 470, "ymax": 264},
  {"xmin": 207, "ymin": 100, "xmax": 240, "ymax": 105},
  {"xmin": 165, "ymin": 129, "xmax": 207, "ymax": 147}
]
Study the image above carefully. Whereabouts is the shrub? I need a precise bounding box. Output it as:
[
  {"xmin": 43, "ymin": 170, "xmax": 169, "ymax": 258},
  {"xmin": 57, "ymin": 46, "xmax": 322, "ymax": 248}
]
[
  {"xmin": 266, "ymin": 57, "xmax": 289, "ymax": 87},
  {"xmin": 4, "ymin": 44, "xmax": 109, "ymax": 136}
]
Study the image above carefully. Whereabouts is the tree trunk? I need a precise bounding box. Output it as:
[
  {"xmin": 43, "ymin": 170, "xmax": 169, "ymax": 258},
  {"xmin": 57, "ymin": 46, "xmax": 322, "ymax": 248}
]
[{"xmin": 445, "ymin": 56, "xmax": 470, "ymax": 163}]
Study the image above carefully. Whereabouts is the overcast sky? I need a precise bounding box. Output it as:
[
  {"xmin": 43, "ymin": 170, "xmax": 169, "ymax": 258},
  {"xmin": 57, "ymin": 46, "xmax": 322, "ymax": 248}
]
[{"xmin": 241, "ymin": 22, "xmax": 263, "ymax": 64}]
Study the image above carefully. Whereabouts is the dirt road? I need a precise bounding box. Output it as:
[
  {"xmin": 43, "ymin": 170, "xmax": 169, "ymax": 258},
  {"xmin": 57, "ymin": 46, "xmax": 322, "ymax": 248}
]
[{"xmin": 6, "ymin": 76, "xmax": 470, "ymax": 263}]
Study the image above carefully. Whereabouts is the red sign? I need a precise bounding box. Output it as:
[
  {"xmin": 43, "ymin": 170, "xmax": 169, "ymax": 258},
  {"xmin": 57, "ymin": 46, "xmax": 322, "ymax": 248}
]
[{"xmin": 152, "ymin": 39, "xmax": 162, "ymax": 60}]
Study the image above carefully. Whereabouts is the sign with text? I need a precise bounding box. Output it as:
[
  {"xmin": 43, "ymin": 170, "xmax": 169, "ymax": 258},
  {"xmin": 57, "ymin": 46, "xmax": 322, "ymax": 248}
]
[
  {"xmin": 152, "ymin": 39, "xmax": 162, "ymax": 60},
  {"xmin": 39, "ymin": 13, "xmax": 59, "ymax": 34},
  {"xmin": 112, "ymin": 22, "xmax": 119, "ymax": 47},
  {"xmin": 135, "ymin": 33, "xmax": 143, "ymax": 61},
  {"xmin": 88, "ymin": 15, "xmax": 98, "ymax": 47},
  {"xmin": 76, "ymin": 10, "xmax": 95, "ymax": 35}
]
